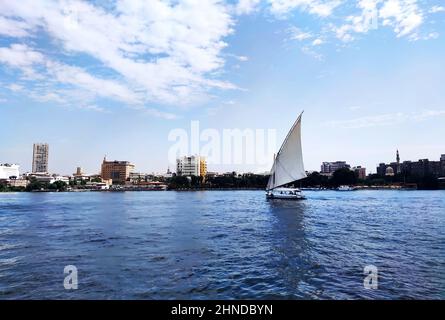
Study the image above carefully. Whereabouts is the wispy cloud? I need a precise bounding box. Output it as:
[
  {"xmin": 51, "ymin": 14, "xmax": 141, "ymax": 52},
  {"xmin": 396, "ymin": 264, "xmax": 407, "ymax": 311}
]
[
  {"xmin": 269, "ymin": 0, "xmax": 342, "ymax": 18},
  {"xmin": 0, "ymin": 0, "xmax": 237, "ymax": 116},
  {"xmin": 235, "ymin": 0, "xmax": 261, "ymax": 15},
  {"xmin": 282, "ymin": 0, "xmax": 434, "ymax": 45},
  {"xmin": 0, "ymin": 0, "xmax": 441, "ymax": 116},
  {"xmin": 79, "ymin": 105, "xmax": 108, "ymax": 113},
  {"xmin": 429, "ymin": 5, "xmax": 445, "ymax": 14},
  {"xmin": 0, "ymin": 44, "xmax": 45, "ymax": 79},
  {"xmin": 324, "ymin": 110, "xmax": 445, "ymax": 129},
  {"xmin": 6, "ymin": 83, "xmax": 24, "ymax": 92},
  {"xmin": 144, "ymin": 108, "xmax": 178, "ymax": 120},
  {"xmin": 288, "ymin": 26, "xmax": 313, "ymax": 41},
  {"xmin": 0, "ymin": 16, "xmax": 32, "ymax": 38}
]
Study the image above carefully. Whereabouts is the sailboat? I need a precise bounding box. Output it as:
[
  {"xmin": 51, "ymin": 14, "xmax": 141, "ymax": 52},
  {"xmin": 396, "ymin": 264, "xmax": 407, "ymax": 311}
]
[{"xmin": 266, "ymin": 112, "xmax": 307, "ymax": 200}]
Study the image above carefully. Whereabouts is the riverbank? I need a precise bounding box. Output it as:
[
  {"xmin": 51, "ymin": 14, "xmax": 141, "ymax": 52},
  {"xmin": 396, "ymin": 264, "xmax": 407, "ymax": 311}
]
[{"xmin": 2, "ymin": 186, "xmax": 445, "ymax": 193}]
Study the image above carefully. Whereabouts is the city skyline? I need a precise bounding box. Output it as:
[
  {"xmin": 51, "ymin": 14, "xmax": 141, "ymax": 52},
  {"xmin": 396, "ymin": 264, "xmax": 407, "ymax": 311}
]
[
  {"xmin": 2, "ymin": 141, "xmax": 444, "ymax": 177},
  {"xmin": 1, "ymin": 1, "xmax": 445, "ymax": 174}
]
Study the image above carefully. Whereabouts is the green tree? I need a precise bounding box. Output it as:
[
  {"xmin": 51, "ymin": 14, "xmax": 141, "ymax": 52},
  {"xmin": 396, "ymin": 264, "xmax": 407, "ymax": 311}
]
[
  {"xmin": 331, "ymin": 168, "xmax": 357, "ymax": 187},
  {"xmin": 26, "ymin": 177, "xmax": 45, "ymax": 191},
  {"xmin": 0, "ymin": 181, "xmax": 9, "ymax": 192},
  {"xmin": 50, "ymin": 180, "xmax": 67, "ymax": 191},
  {"xmin": 167, "ymin": 175, "xmax": 190, "ymax": 189},
  {"xmin": 301, "ymin": 172, "xmax": 329, "ymax": 187}
]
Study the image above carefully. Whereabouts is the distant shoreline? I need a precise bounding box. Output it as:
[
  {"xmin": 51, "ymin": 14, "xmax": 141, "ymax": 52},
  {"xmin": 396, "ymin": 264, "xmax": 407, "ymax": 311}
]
[{"xmin": 1, "ymin": 187, "xmax": 444, "ymax": 194}]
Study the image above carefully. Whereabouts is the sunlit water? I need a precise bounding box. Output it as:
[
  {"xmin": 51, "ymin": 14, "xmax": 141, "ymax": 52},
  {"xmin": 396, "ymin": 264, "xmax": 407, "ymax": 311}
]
[{"xmin": 0, "ymin": 190, "xmax": 444, "ymax": 299}]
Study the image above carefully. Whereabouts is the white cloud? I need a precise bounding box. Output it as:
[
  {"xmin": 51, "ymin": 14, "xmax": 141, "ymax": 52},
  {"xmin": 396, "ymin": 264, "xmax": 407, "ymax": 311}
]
[
  {"xmin": 312, "ymin": 38, "xmax": 324, "ymax": 45},
  {"xmin": 287, "ymin": 26, "xmax": 324, "ymax": 58},
  {"xmin": 45, "ymin": 61, "xmax": 142, "ymax": 105},
  {"xmin": 269, "ymin": 0, "xmax": 342, "ymax": 17},
  {"xmin": 333, "ymin": 0, "xmax": 424, "ymax": 42},
  {"xmin": 325, "ymin": 109, "xmax": 445, "ymax": 129},
  {"xmin": 411, "ymin": 109, "xmax": 445, "ymax": 121},
  {"xmin": 379, "ymin": 0, "xmax": 423, "ymax": 38},
  {"xmin": 281, "ymin": 1, "xmax": 432, "ymax": 48},
  {"xmin": 423, "ymin": 32, "xmax": 439, "ymax": 40},
  {"xmin": 145, "ymin": 108, "xmax": 178, "ymax": 120},
  {"xmin": 288, "ymin": 26, "xmax": 313, "ymax": 41},
  {"xmin": 0, "ymin": 43, "xmax": 142, "ymax": 106},
  {"xmin": 0, "ymin": 16, "xmax": 32, "ymax": 38},
  {"xmin": 301, "ymin": 45, "xmax": 324, "ymax": 60},
  {"xmin": 236, "ymin": 55, "xmax": 249, "ymax": 61},
  {"xmin": 32, "ymin": 92, "xmax": 66, "ymax": 104},
  {"xmin": 236, "ymin": 0, "xmax": 261, "ymax": 15},
  {"xmin": 79, "ymin": 104, "xmax": 107, "ymax": 113},
  {"xmin": 0, "ymin": 43, "xmax": 45, "ymax": 78},
  {"xmin": 0, "ymin": 43, "xmax": 44, "ymax": 66},
  {"xmin": 7, "ymin": 84, "xmax": 24, "ymax": 92},
  {"xmin": 0, "ymin": 0, "xmax": 236, "ymax": 109},
  {"xmin": 429, "ymin": 5, "xmax": 445, "ymax": 13},
  {"xmin": 0, "ymin": 0, "xmax": 440, "ymax": 114}
]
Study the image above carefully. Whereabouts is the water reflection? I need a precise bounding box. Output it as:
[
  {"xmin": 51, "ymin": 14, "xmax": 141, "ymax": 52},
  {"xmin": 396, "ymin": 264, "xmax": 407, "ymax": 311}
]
[{"xmin": 267, "ymin": 199, "xmax": 325, "ymax": 298}]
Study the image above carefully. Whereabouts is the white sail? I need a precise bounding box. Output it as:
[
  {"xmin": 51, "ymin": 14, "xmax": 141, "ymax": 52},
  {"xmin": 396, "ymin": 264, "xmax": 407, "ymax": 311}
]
[{"xmin": 267, "ymin": 113, "xmax": 306, "ymax": 190}]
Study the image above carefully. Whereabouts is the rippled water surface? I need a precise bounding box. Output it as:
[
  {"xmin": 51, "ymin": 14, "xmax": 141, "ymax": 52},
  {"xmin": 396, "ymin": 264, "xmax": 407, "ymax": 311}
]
[{"xmin": 0, "ymin": 190, "xmax": 444, "ymax": 299}]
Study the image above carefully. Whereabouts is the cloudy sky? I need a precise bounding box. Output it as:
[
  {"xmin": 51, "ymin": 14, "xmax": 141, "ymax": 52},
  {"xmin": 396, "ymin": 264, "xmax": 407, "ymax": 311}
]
[{"xmin": 1, "ymin": 0, "xmax": 444, "ymax": 175}]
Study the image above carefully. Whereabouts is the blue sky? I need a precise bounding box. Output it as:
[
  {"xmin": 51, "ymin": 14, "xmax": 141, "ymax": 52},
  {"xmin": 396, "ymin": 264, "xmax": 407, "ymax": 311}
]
[{"xmin": 1, "ymin": 0, "xmax": 444, "ymax": 175}]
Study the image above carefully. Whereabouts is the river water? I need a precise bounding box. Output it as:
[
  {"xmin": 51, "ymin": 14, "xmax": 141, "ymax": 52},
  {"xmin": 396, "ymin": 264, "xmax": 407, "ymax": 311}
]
[{"xmin": 0, "ymin": 190, "xmax": 444, "ymax": 299}]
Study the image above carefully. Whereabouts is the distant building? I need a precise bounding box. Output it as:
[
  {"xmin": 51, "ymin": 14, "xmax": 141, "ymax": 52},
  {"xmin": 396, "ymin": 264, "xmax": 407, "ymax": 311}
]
[
  {"xmin": 353, "ymin": 166, "xmax": 367, "ymax": 180},
  {"xmin": 163, "ymin": 167, "xmax": 173, "ymax": 179},
  {"xmin": 402, "ymin": 159, "xmax": 443, "ymax": 178},
  {"xmin": 101, "ymin": 157, "xmax": 135, "ymax": 184},
  {"xmin": 124, "ymin": 181, "xmax": 168, "ymax": 191},
  {"xmin": 0, "ymin": 164, "xmax": 20, "ymax": 180},
  {"xmin": 385, "ymin": 166, "xmax": 395, "ymax": 176},
  {"xmin": 73, "ymin": 167, "xmax": 90, "ymax": 181},
  {"xmin": 396, "ymin": 150, "xmax": 401, "ymax": 174},
  {"xmin": 378, "ymin": 150, "xmax": 445, "ymax": 178},
  {"xmin": 86, "ymin": 180, "xmax": 111, "ymax": 190},
  {"xmin": 378, "ymin": 150, "xmax": 402, "ymax": 177},
  {"xmin": 128, "ymin": 172, "xmax": 149, "ymax": 184},
  {"xmin": 205, "ymin": 171, "xmax": 218, "ymax": 178},
  {"xmin": 8, "ymin": 179, "xmax": 29, "ymax": 188},
  {"xmin": 442, "ymin": 155, "xmax": 445, "ymax": 177},
  {"xmin": 223, "ymin": 171, "xmax": 237, "ymax": 177},
  {"xmin": 176, "ymin": 156, "xmax": 207, "ymax": 177},
  {"xmin": 74, "ymin": 167, "xmax": 84, "ymax": 176},
  {"xmin": 200, "ymin": 157, "xmax": 207, "ymax": 179},
  {"xmin": 28, "ymin": 173, "xmax": 70, "ymax": 184},
  {"xmin": 32, "ymin": 143, "xmax": 49, "ymax": 173},
  {"xmin": 439, "ymin": 177, "xmax": 445, "ymax": 189},
  {"xmin": 320, "ymin": 161, "xmax": 350, "ymax": 175},
  {"xmin": 377, "ymin": 163, "xmax": 387, "ymax": 177}
]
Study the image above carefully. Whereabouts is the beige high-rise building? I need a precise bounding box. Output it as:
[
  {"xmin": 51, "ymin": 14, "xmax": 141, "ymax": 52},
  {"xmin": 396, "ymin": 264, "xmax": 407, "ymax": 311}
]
[
  {"xmin": 32, "ymin": 143, "xmax": 49, "ymax": 173},
  {"xmin": 101, "ymin": 157, "xmax": 135, "ymax": 184},
  {"xmin": 200, "ymin": 157, "xmax": 207, "ymax": 179}
]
